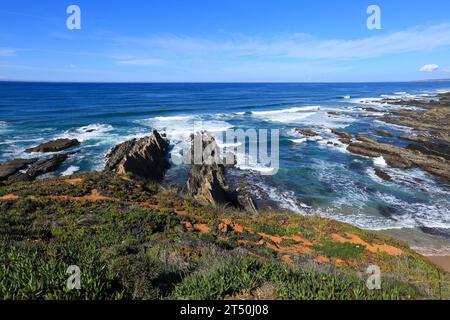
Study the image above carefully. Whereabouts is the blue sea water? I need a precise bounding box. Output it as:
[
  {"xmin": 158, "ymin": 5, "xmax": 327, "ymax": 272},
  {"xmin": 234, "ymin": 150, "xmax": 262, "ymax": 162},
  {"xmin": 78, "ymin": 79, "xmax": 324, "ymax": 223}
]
[{"xmin": 1, "ymin": 81, "xmax": 449, "ymax": 242}]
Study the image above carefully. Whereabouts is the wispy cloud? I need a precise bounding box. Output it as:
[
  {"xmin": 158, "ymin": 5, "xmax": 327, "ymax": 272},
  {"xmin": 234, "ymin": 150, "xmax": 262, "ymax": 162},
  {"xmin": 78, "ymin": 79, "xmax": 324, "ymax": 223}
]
[
  {"xmin": 115, "ymin": 58, "xmax": 166, "ymax": 67},
  {"xmin": 116, "ymin": 23, "xmax": 450, "ymax": 61},
  {"xmin": 0, "ymin": 48, "xmax": 17, "ymax": 57}
]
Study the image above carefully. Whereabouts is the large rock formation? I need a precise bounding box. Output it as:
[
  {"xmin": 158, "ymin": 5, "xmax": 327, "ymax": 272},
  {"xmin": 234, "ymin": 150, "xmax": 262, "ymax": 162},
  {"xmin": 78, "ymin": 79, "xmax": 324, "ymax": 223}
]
[
  {"xmin": 26, "ymin": 154, "xmax": 69, "ymax": 180},
  {"xmin": 347, "ymin": 136, "xmax": 450, "ymax": 181},
  {"xmin": 105, "ymin": 130, "xmax": 170, "ymax": 181},
  {"xmin": 184, "ymin": 132, "xmax": 257, "ymax": 214},
  {"xmin": 25, "ymin": 139, "xmax": 80, "ymax": 153},
  {"xmin": 2, "ymin": 155, "xmax": 69, "ymax": 183},
  {"xmin": 0, "ymin": 158, "xmax": 38, "ymax": 181}
]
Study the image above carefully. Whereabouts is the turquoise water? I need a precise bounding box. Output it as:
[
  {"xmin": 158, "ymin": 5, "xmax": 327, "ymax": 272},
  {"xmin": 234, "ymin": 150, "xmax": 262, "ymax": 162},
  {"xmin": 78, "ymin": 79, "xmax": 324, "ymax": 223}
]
[{"xmin": 1, "ymin": 82, "xmax": 449, "ymax": 241}]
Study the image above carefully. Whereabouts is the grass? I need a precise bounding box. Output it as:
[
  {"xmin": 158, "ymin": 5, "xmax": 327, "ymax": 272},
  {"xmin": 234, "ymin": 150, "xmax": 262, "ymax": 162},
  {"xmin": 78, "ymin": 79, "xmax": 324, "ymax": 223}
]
[{"xmin": 0, "ymin": 172, "xmax": 448, "ymax": 300}]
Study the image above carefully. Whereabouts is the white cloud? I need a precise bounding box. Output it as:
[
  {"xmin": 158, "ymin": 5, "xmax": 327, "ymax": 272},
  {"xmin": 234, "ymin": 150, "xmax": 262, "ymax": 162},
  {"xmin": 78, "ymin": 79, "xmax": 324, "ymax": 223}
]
[
  {"xmin": 443, "ymin": 67, "xmax": 450, "ymax": 73},
  {"xmin": 419, "ymin": 64, "xmax": 440, "ymax": 72},
  {"xmin": 0, "ymin": 48, "xmax": 17, "ymax": 57},
  {"xmin": 116, "ymin": 58, "xmax": 166, "ymax": 66},
  {"xmin": 116, "ymin": 23, "xmax": 450, "ymax": 61}
]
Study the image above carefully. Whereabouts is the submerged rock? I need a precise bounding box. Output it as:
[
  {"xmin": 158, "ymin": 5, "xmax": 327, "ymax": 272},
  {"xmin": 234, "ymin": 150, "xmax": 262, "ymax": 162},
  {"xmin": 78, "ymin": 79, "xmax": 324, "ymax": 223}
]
[
  {"xmin": 295, "ymin": 128, "xmax": 318, "ymax": 137},
  {"xmin": 374, "ymin": 168, "xmax": 392, "ymax": 181},
  {"xmin": 0, "ymin": 158, "xmax": 38, "ymax": 181},
  {"xmin": 105, "ymin": 130, "xmax": 170, "ymax": 181},
  {"xmin": 25, "ymin": 139, "xmax": 80, "ymax": 153},
  {"xmin": 374, "ymin": 130, "xmax": 394, "ymax": 137},
  {"xmin": 331, "ymin": 129, "xmax": 353, "ymax": 144}
]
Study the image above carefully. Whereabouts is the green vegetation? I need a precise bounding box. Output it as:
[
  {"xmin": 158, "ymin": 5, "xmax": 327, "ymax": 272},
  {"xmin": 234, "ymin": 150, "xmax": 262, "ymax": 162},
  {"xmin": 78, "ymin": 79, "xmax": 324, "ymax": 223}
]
[
  {"xmin": 313, "ymin": 242, "xmax": 366, "ymax": 260},
  {"xmin": 0, "ymin": 172, "xmax": 448, "ymax": 300}
]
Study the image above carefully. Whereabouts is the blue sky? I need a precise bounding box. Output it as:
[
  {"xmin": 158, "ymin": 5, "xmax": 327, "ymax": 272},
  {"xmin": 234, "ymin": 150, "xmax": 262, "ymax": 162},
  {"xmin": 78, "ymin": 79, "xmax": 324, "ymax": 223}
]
[{"xmin": 1, "ymin": 0, "xmax": 450, "ymax": 82}]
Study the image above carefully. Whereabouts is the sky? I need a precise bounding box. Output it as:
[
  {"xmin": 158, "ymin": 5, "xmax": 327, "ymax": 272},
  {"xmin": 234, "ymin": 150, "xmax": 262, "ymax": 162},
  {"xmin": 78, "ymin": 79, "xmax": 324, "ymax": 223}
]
[{"xmin": 1, "ymin": 0, "xmax": 450, "ymax": 82}]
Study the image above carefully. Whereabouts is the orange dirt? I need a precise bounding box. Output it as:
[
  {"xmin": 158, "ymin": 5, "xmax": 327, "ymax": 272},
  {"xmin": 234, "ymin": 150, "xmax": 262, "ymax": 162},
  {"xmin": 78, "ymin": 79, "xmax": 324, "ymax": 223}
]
[
  {"xmin": 331, "ymin": 233, "xmax": 403, "ymax": 256},
  {"xmin": 281, "ymin": 255, "xmax": 294, "ymax": 264},
  {"xmin": 315, "ymin": 255, "xmax": 330, "ymax": 264},
  {"xmin": 65, "ymin": 178, "xmax": 83, "ymax": 186},
  {"xmin": 0, "ymin": 194, "xmax": 19, "ymax": 200},
  {"xmin": 220, "ymin": 219, "xmax": 245, "ymax": 233},
  {"xmin": 193, "ymin": 224, "xmax": 211, "ymax": 233}
]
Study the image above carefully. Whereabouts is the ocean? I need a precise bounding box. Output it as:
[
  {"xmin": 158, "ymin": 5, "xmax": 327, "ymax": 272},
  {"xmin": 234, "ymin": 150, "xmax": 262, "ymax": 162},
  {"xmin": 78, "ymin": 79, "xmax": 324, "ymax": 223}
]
[{"xmin": 1, "ymin": 81, "xmax": 449, "ymax": 252}]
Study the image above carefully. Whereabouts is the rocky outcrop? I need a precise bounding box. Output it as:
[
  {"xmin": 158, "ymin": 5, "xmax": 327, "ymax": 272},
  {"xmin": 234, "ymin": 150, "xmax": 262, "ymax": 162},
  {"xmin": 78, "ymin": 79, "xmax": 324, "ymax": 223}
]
[
  {"xmin": 4, "ymin": 154, "xmax": 69, "ymax": 183},
  {"xmin": 295, "ymin": 128, "xmax": 318, "ymax": 137},
  {"xmin": 105, "ymin": 130, "xmax": 170, "ymax": 181},
  {"xmin": 331, "ymin": 129, "xmax": 353, "ymax": 144},
  {"xmin": 374, "ymin": 130, "xmax": 394, "ymax": 137},
  {"xmin": 184, "ymin": 132, "xmax": 257, "ymax": 214},
  {"xmin": 0, "ymin": 158, "xmax": 38, "ymax": 181},
  {"xmin": 25, "ymin": 139, "xmax": 80, "ymax": 153},
  {"xmin": 26, "ymin": 154, "xmax": 69, "ymax": 180},
  {"xmin": 347, "ymin": 136, "xmax": 450, "ymax": 181}
]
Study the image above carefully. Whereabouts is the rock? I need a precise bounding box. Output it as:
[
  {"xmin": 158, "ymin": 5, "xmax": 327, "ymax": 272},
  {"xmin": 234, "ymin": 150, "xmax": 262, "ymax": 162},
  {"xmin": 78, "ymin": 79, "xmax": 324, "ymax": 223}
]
[
  {"xmin": 374, "ymin": 130, "xmax": 394, "ymax": 137},
  {"xmin": 26, "ymin": 154, "xmax": 69, "ymax": 180},
  {"xmin": 331, "ymin": 129, "xmax": 353, "ymax": 144},
  {"xmin": 347, "ymin": 138, "xmax": 450, "ymax": 180},
  {"xmin": 25, "ymin": 139, "xmax": 80, "ymax": 153},
  {"xmin": 295, "ymin": 128, "xmax": 318, "ymax": 137},
  {"xmin": 185, "ymin": 162, "xmax": 231, "ymax": 206},
  {"xmin": 0, "ymin": 158, "xmax": 38, "ymax": 181},
  {"xmin": 406, "ymin": 141, "xmax": 450, "ymax": 161},
  {"xmin": 374, "ymin": 168, "xmax": 392, "ymax": 181},
  {"xmin": 105, "ymin": 130, "xmax": 170, "ymax": 181},
  {"xmin": 327, "ymin": 112, "xmax": 341, "ymax": 117},
  {"xmin": 363, "ymin": 107, "xmax": 384, "ymax": 113},
  {"xmin": 184, "ymin": 132, "xmax": 257, "ymax": 213},
  {"xmin": 355, "ymin": 135, "xmax": 378, "ymax": 144}
]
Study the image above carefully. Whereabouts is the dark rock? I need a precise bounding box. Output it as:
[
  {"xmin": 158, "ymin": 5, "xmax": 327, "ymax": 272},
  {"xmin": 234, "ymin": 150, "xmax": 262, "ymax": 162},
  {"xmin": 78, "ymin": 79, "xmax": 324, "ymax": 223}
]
[
  {"xmin": 406, "ymin": 141, "xmax": 450, "ymax": 161},
  {"xmin": 347, "ymin": 138, "xmax": 450, "ymax": 180},
  {"xmin": 295, "ymin": 128, "xmax": 318, "ymax": 137},
  {"xmin": 25, "ymin": 139, "xmax": 80, "ymax": 153},
  {"xmin": 374, "ymin": 130, "xmax": 394, "ymax": 137},
  {"xmin": 374, "ymin": 168, "xmax": 392, "ymax": 181},
  {"xmin": 26, "ymin": 154, "xmax": 69, "ymax": 180},
  {"xmin": 0, "ymin": 158, "xmax": 38, "ymax": 181},
  {"xmin": 105, "ymin": 130, "xmax": 170, "ymax": 181}
]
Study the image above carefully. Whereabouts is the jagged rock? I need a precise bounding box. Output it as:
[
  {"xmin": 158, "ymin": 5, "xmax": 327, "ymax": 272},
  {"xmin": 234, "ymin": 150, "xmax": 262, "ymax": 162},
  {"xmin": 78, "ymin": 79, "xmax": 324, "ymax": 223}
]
[
  {"xmin": 374, "ymin": 168, "xmax": 392, "ymax": 181},
  {"xmin": 347, "ymin": 137, "xmax": 450, "ymax": 180},
  {"xmin": 105, "ymin": 130, "xmax": 170, "ymax": 181},
  {"xmin": 0, "ymin": 158, "xmax": 38, "ymax": 181},
  {"xmin": 25, "ymin": 139, "xmax": 80, "ymax": 153},
  {"xmin": 331, "ymin": 129, "xmax": 353, "ymax": 144},
  {"xmin": 374, "ymin": 130, "xmax": 394, "ymax": 137},
  {"xmin": 295, "ymin": 128, "xmax": 318, "ymax": 137},
  {"xmin": 26, "ymin": 154, "xmax": 69, "ymax": 180},
  {"xmin": 184, "ymin": 132, "xmax": 256, "ymax": 213},
  {"xmin": 406, "ymin": 141, "xmax": 450, "ymax": 161}
]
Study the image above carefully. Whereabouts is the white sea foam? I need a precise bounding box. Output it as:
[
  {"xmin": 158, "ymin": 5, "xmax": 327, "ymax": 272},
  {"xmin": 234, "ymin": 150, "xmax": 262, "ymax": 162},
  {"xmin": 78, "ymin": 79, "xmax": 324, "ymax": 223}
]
[
  {"xmin": 250, "ymin": 106, "xmax": 320, "ymax": 124},
  {"xmin": 57, "ymin": 124, "xmax": 114, "ymax": 142},
  {"xmin": 290, "ymin": 138, "xmax": 307, "ymax": 144},
  {"xmin": 61, "ymin": 165, "xmax": 80, "ymax": 176},
  {"xmin": 373, "ymin": 156, "xmax": 387, "ymax": 167}
]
